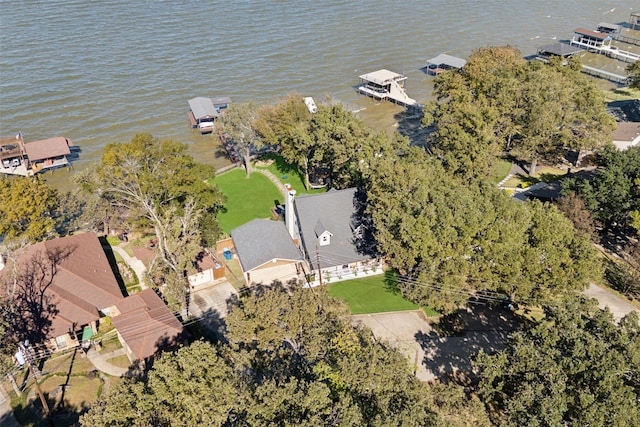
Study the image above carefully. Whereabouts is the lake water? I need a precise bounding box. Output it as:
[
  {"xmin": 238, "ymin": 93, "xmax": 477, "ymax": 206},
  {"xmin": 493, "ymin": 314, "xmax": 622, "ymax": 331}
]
[{"xmin": 1, "ymin": 0, "xmax": 638, "ymax": 190}]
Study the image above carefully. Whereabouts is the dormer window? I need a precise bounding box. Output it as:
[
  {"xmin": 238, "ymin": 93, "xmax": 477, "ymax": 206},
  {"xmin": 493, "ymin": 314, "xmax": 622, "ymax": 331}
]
[{"xmin": 318, "ymin": 230, "xmax": 332, "ymax": 246}]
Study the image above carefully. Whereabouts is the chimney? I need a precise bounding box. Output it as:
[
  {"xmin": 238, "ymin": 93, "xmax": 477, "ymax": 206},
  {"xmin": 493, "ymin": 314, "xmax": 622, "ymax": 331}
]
[{"xmin": 285, "ymin": 184, "xmax": 297, "ymax": 239}]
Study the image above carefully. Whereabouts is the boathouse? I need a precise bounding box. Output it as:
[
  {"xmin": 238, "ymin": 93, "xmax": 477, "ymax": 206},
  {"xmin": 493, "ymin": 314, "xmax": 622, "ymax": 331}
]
[
  {"xmin": 536, "ymin": 42, "xmax": 583, "ymax": 59},
  {"xmin": 0, "ymin": 134, "xmax": 26, "ymax": 173},
  {"xmin": 188, "ymin": 97, "xmax": 219, "ymax": 134},
  {"xmin": 211, "ymin": 96, "xmax": 232, "ymax": 110},
  {"xmin": 630, "ymin": 11, "xmax": 640, "ymax": 31},
  {"xmin": 596, "ymin": 22, "xmax": 620, "ymax": 35},
  {"xmin": 24, "ymin": 137, "xmax": 73, "ymax": 173},
  {"xmin": 357, "ymin": 69, "xmax": 418, "ymax": 108},
  {"xmin": 571, "ymin": 28, "xmax": 613, "ymax": 49},
  {"xmin": 426, "ymin": 54, "xmax": 466, "ymax": 75}
]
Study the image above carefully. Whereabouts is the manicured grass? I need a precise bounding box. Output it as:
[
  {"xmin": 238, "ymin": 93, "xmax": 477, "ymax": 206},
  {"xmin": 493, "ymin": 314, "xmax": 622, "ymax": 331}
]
[
  {"xmin": 503, "ymin": 165, "xmax": 567, "ymax": 188},
  {"xmin": 489, "ymin": 159, "xmax": 512, "ymax": 184},
  {"xmin": 212, "ymin": 168, "xmax": 284, "ymax": 233},
  {"xmin": 328, "ymin": 271, "xmax": 422, "ymax": 314},
  {"xmin": 255, "ymin": 154, "xmax": 326, "ymax": 195},
  {"xmin": 603, "ymin": 87, "xmax": 640, "ymax": 102}
]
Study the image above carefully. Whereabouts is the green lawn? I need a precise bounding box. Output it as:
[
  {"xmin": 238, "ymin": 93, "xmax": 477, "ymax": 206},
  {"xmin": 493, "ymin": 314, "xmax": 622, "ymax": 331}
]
[
  {"xmin": 255, "ymin": 154, "xmax": 326, "ymax": 195},
  {"xmin": 489, "ymin": 159, "xmax": 513, "ymax": 184},
  {"xmin": 328, "ymin": 271, "xmax": 437, "ymax": 315},
  {"xmin": 503, "ymin": 165, "xmax": 567, "ymax": 188},
  {"xmin": 212, "ymin": 168, "xmax": 284, "ymax": 233}
]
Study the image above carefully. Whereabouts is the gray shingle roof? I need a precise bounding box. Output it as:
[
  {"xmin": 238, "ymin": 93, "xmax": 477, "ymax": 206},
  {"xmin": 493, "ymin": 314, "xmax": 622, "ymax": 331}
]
[
  {"xmin": 295, "ymin": 188, "xmax": 370, "ymax": 269},
  {"xmin": 188, "ymin": 97, "xmax": 219, "ymax": 121},
  {"xmin": 230, "ymin": 219, "xmax": 303, "ymax": 272}
]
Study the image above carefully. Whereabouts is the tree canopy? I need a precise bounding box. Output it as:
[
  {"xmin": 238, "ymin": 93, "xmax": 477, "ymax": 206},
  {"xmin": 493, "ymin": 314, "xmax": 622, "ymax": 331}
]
[
  {"xmin": 219, "ymin": 102, "xmax": 263, "ymax": 176},
  {"xmin": 82, "ymin": 286, "xmax": 489, "ymax": 426},
  {"xmin": 563, "ymin": 146, "xmax": 640, "ymax": 235},
  {"xmin": 0, "ymin": 176, "xmax": 59, "ymax": 244},
  {"xmin": 77, "ymin": 134, "xmax": 225, "ymax": 312},
  {"xmin": 364, "ymin": 151, "xmax": 599, "ymax": 312},
  {"xmin": 476, "ymin": 296, "xmax": 640, "ymax": 426},
  {"xmin": 427, "ymin": 46, "xmax": 615, "ymax": 180}
]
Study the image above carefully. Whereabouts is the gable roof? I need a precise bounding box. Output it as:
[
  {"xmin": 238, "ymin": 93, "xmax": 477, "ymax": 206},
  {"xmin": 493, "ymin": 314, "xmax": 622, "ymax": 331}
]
[
  {"xmin": 537, "ymin": 42, "xmax": 584, "ymax": 58},
  {"xmin": 24, "ymin": 137, "xmax": 72, "ymax": 161},
  {"xmin": 1, "ymin": 232, "xmax": 124, "ymax": 338},
  {"xmin": 295, "ymin": 188, "xmax": 371, "ymax": 269},
  {"xmin": 230, "ymin": 219, "xmax": 303, "ymax": 272},
  {"xmin": 111, "ymin": 288, "xmax": 185, "ymax": 361},
  {"xmin": 188, "ymin": 97, "xmax": 219, "ymax": 121}
]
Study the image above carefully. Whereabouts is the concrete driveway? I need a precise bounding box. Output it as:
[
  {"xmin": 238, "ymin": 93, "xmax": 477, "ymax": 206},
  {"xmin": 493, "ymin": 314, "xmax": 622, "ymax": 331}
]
[
  {"xmin": 583, "ymin": 283, "xmax": 639, "ymax": 322},
  {"xmin": 352, "ymin": 305, "xmax": 517, "ymax": 383},
  {"xmin": 188, "ymin": 281, "xmax": 239, "ymax": 338}
]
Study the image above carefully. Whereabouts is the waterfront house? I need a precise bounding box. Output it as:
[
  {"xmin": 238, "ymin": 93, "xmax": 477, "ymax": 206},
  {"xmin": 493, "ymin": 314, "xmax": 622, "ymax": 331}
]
[
  {"xmin": 111, "ymin": 288, "xmax": 186, "ymax": 363},
  {"xmin": 0, "ymin": 232, "xmax": 124, "ymax": 352},
  {"xmin": 291, "ymin": 188, "xmax": 382, "ymax": 285},
  {"xmin": 230, "ymin": 219, "xmax": 305, "ymax": 286}
]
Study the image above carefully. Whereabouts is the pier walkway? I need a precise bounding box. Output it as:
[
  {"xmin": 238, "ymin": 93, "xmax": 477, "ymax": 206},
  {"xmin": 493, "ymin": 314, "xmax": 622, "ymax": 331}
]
[{"xmin": 581, "ymin": 65, "xmax": 628, "ymax": 84}]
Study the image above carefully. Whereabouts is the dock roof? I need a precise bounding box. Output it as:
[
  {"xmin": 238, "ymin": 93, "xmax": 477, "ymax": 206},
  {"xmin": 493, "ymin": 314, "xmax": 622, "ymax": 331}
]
[
  {"xmin": 24, "ymin": 137, "xmax": 71, "ymax": 161},
  {"xmin": 537, "ymin": 42, "xmax": 584, "ymax": 57},
  {"xmin": 427, "ymin": 53, "xmax": 467, "ymax": 69},
  {"xmin": 574, "ymin": 28, "xmax": 611, "ymax": 40},
  {"xmin": 211, "ymin": 96, "xmax": 232, "ymax": 107},
  {"xmin": 358, "ymin": 69, "xmax": 406, "ymax": 85},
  {"xmin": 596, "ymin": 22, "xmax": 620, "ymax": 33},
  {"xmin": 188, "ymin": 97, "xmax": 219, "ymax": 121}
]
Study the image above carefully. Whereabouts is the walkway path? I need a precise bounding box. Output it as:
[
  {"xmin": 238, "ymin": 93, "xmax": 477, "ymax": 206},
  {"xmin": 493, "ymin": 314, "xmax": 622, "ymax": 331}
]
[
  {"xmin": 112, "ymin": 245, "xmax": 147, "ymax": 290},
  {"xmin": 86, "ymin": 347, "xmax": 129, "ymax": 377},
  {"xmin": 255, "ymin": 168, "xmax": 287, "ymax": 196}
]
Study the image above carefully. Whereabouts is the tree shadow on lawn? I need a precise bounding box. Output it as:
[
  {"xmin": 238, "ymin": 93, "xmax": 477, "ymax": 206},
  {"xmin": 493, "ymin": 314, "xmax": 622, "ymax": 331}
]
[
  {"xmin": 383, "ymin": 270, "xmax": 403, "ymax": 295},
  {"xmin": 257, "ymin": 153, "xmax": 300, "ymax": 177}
]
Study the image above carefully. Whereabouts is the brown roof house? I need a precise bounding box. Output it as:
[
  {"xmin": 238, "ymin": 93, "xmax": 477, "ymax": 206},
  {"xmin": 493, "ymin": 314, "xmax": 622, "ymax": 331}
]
[
  {"xmin": 230, "ymin": 219, "xmax": 305, "ymax": 286},
  {"xmin": 0, "ymin": 232, "xmax": 124, "ymax": 352},
  {"xmin": 111, "ymin": 288, "xmax": 186, "ymax": 363}
]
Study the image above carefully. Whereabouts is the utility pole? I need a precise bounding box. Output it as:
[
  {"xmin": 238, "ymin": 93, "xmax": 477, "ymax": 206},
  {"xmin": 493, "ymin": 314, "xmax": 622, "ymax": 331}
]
[
  {"xmin": 316, "ymin": 244, "xmax": 322, "ymax": 286},
  {"xmin": 19, "ymin": 342, "xmax": 49, "ymax": 416}
]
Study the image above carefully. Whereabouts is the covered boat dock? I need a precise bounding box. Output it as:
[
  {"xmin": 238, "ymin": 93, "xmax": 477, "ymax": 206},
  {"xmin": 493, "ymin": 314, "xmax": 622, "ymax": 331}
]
[
  {"xmin": 357, "ymin": 69, "xmax": 418, "ymax": 108},
  {"xmin": 24, "ymin": 137, "xmax": 73, "ymax": 174},
  {"xmin": 188, "ymin": 97, "xmax": 220, "ymax": 134},
  {"xmin": 425, "ymin": 53, "xmax": 467, "ymax": 75}
]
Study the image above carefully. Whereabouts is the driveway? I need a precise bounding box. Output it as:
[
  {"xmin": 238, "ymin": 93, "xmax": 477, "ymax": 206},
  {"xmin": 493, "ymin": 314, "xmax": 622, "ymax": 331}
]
[
  {"xmin": 583, "ymin": 283, "xmax": 639, "ymax": 322},
  {"xmin": 188, "ymin": 281, "xmax": 239, "ymax": 338},
  {"xmin": 352, "ymin": 305, "xmax": 517, "ymax": 383}
]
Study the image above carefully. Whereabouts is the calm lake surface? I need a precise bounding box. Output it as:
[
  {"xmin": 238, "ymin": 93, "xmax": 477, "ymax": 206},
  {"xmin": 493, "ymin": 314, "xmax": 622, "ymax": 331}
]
[{"xmin": 1, "ymin": 0, "xmax": 638, "ymax": 190}]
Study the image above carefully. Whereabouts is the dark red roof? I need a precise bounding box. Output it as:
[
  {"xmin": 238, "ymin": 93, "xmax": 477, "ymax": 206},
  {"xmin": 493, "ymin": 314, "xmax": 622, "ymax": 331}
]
[{"xmin": 574, "ymin": 28, "xmax": 610, "ymax": 40}]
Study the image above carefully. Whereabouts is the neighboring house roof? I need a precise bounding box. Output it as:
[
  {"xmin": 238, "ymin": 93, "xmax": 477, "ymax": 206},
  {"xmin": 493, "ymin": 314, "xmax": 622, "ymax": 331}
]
[
  {"xmin": 188, "ymin": 97, "xmax": 219, "ymax": 121},
  {"xmin": 230, "ymin": 219, "xmax": 304, "ymax": 272},
  {"xmin": 295, "ymin": 188, "xmax": 371, "ymax": 269},
  {"xmin": 1, "ymin": 232, "xmax": 124, "ymax": 338},
  {"xmin": 607, "ymin": 99, "xmax": 640, "ymax": 122},
  {"xmin": 24, "ymin": 137, "xmax": 72, "ymax": 162},
  {"xmin": 612, "ymin": 122, "xmax": 640, "ymax": 150},
  {"xmin": 111, "ymin": 288, "xmax": 185, "ymax": 361}
]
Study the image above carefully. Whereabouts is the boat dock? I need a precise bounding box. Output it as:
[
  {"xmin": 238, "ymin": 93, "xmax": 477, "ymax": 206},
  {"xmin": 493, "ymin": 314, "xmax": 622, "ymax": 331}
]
[
  {"xmin": 425, "ymin": 53, "xmax": 466, "ymax": 75},
  {"xmin": 357, "ymin": 69, "xmax": 418, "ymax": 108},
  {"xmin": 570, "ymin": 28, "xmax": 639, "ymax": 63},
  {"xmin": 581, "ymin": 65, "xmax": 628, "ymax": 84},
  {"xmin": 0, "ymin": 135, "xmax": 75, "ymax": 176}
]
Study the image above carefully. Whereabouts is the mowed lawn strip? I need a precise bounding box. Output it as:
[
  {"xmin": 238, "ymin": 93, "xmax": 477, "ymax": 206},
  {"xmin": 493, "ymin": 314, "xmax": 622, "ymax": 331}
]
[
  {"xmin": 255, "ymin": 155, "xmax": 326, "ymax": 196},
  {"xmin": 212, "ymin": 168, "xmax": 284, "ymax": 233},
  {"xmin": 328, "ymin": 273, "xmax": 420, "ymax": 314}
]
